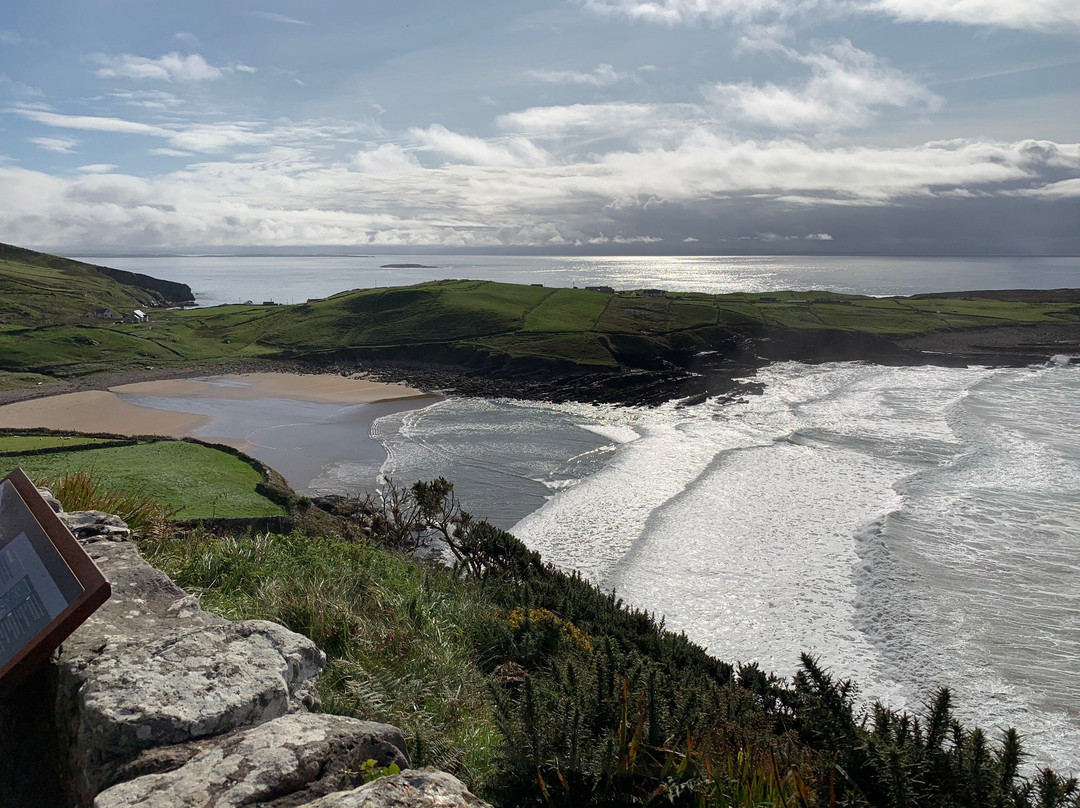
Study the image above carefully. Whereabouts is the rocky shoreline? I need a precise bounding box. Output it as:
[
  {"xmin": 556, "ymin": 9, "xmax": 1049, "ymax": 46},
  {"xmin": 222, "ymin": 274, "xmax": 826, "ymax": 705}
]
[{"xmin": 334, "ymin": 320, "xmax": 1080, "ymax": 407}]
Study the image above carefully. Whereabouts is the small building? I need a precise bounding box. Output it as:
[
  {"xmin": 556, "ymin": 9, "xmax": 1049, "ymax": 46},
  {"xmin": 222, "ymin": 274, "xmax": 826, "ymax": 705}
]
[
  {"xmin": 132, "ymin": 309, "xmax": 147, "ymax": 322},
  {"xmin": 84, "ymin": 308, "xmax": 117, "ymax": 320},
  {"xmin": 642, "ymin": 289, "xmax": 666, "ymax": 298},
  {"xmin": 585, "ymin": 285, "xmax": 615, "ymax": 294},
  {"xmin": 262, "ymin": 300, "xmax": 277, "ymax": 306}
]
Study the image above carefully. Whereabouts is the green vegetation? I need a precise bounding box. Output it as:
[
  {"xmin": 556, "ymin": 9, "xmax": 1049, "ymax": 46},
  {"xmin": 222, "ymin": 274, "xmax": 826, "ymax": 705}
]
[
  {"xmin": 2, "ymin": 435, "xmax": 285, "ymax": 519},
  {"xmin": 137, "ymin": 479, "xmax": 1078, "ymax": 808},
  {"xmin": 0, "ymin": 434, "xmax": 115, "ymax": 453},
  {"xmin": 48, "ymin": 469, "xmax": 172, "ymax": 539},
  {"xmin": 0, "ymin": 371, "xmax": 57, "ymax": 391},
  {"xmin": 2, "ymin": 244, "xmax": 1077, "ymax": 380},
  {"xmin": 0, "ymin": 242, "xmax": 191, "ymax": 327}
]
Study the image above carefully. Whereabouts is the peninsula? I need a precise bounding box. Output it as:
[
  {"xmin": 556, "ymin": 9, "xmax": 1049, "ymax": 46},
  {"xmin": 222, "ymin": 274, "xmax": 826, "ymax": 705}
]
[{"xmin": 2, "ymin": 243, "xmax": 1078, "ymax": 406}]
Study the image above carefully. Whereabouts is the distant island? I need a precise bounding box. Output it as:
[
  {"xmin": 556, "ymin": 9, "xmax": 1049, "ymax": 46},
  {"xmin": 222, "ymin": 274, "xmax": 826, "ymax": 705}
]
[{"xmin": 380, "ymin": 262, "xmax": 437, "ymax": 268}]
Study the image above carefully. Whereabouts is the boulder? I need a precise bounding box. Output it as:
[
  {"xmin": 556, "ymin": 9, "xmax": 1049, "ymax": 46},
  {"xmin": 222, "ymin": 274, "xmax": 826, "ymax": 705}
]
[
  {"xmin": 94, "ymin": 713, "xmax": 411, "ymax": 808},
  {"xmin": 298, "ymin": 769, "xmax": 492, "ymax": 808},
  {"xmin": 55, "ymin": 539, "xmax": 325, "ymax": 802},
  {"xmin": 59, "ymin": 509, "xmax": 131, "ymax": 541}
]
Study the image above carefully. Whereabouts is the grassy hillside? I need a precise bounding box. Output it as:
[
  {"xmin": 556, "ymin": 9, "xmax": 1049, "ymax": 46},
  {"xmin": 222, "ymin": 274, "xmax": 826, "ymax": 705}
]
[
  {"xmin": 1, "ymin": 244, "xmax": 1077, "ymax": 388},
  {"xmin": 0, "ymin": 243, "xmax": 193, "ymax": 326},
  {"xmin": 233, "ymin": 280, "xmax": 1080, "ymax": 370}
]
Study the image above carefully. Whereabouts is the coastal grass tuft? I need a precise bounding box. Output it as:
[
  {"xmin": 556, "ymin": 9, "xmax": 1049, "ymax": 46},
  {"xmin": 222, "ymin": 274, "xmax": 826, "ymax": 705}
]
[{"xmin": 46, "ymin": 469, "xmax": 171, "ymax": 539}]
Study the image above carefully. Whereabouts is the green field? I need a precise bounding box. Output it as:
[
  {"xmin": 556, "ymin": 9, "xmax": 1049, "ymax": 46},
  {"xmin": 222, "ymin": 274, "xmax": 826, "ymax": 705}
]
[
  {"xmin": 2, "ymin": 439, "xmax": 286, "ymax": 519},
  {"xmin": 2, "ymin": 243, "xmax": 1078, "ymax": 381},
  {"xmin": 0, "ymin": 434, "xmax": 116, "ymax": 453}
]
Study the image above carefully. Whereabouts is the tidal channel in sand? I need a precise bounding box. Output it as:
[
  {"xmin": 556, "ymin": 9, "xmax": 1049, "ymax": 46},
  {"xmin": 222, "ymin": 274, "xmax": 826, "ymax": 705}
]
[{"xmin": 0, "ymin": 373, "xmax": 439, "ymax": 495}]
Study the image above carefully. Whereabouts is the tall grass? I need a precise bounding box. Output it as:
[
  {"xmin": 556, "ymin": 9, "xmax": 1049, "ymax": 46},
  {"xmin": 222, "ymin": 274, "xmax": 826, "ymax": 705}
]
[
  {"xmin": 45, "ymin": 469, "xmax": 171, "ymax": 539},
  {"xmin": 136, "ymin": 527, "xmax": 505, "ymax": 795}
]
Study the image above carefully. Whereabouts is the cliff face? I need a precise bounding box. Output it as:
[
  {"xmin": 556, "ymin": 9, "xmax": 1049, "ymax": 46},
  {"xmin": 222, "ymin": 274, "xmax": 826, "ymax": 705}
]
[{"xmin": 0, "ymin": 501, "xmax": 488, "ymax": 808}]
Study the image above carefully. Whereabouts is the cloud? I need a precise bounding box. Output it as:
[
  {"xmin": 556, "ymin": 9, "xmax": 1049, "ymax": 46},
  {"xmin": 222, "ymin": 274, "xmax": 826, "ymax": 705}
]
[
  {"xmin": 0, "ymin": 73, "xmax": 43, "ymax": 97},
  {"xmin": 1, "ymin": 129, "xmax": 1075, "ymax": 251},
  {"xmin": 1018, "ymin": 178, "xmax": 1080, "ymax": 198},
  {"xmin": 247, "ymin": 11, "xmax": 312, "ymax": 26},
  {"xmin": 525, "ymin": 64, "xmax": 632, "ymax": 86},
  {"xmin": 7, "ymin": 107, "xmax": 365, "ymax": 155},
  {"xmin": 587, "ymin": 234, "xmax": 665, "ymax": 243},
  {"xmin": 107, "ymin": 90, "xmax": 183, "ymax": 111},
  {"xmin": 410, "ymin": 124, "xmax": 550, "ymax": 167},
  {"xmin": 581, "ymin": 0, "xmax": 1080, "ymax": 31},
  {"xmin": 498, "ymin": 102, "xmax": 684, "ymax": 136},
  {"xmin": 11, "ymin": 107, "xmax": 168, "ymax": 136},
  {"xmin": 354, "ymin": 144, "xmax": 420, "ymax": 174},
  {"xmin": 705, "ymin": 40, "xmax": 940, "ymax": 130},
  {"xmin": 0, "ymin": 31, "xmax": 21, "ymax": 45},
  {"xmin": 77, "ymin": 164, "xmax": 120, "ymax": 174},
  {"xmin": 868, "ymin": 0, "xmax": 1080, "ymax": 31},
  {"xmin": 29, "ymin": 136, "xmax": 79, "ymax": 153},
  {"xmin": 92, "ymin": 52, "xmax": 255, "ymax": 82}
]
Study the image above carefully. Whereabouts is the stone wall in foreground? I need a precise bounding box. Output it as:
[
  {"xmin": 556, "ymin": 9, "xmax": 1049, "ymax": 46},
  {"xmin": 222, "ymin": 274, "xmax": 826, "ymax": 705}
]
[{"xmin": 0, "ymin": 500, "xmax": 489, "ymax": 808}]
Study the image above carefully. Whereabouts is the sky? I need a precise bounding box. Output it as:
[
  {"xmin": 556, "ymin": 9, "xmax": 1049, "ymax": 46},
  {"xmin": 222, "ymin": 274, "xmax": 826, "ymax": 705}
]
[{"xmin": 1, "ymin": 0, "xmax": 1078, "ymax": 255}]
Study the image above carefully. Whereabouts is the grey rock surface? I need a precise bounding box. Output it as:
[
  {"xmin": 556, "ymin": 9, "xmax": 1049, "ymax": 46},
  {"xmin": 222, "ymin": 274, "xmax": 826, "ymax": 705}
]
[
  {"xmin": 94, "ymin": 713, "xmax": 411, "ymax": 808},
  {"xmin": 56, "ymin": 538, "xmax": 325, "ymax": 801},
  {"xmin": 59, "ymin": 509, "xmax": 132, "ymax": 541},
  {"xmin": 299, "ymin": 769, "xmax": 492, "ymax": 808},
  {"xmin": 35, "ymin": 486, "xmax": 63, "ymax": 513}
]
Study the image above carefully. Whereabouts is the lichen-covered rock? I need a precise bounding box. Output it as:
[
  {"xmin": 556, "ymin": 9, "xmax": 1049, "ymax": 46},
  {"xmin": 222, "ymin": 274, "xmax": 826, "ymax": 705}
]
[
  {"xmin": 93, "ymin": 713, "xmax": 411, "ymax": 808},
  {"xmin": 55, "ymin": 539, "xmax": 325, "ymax": 802},
  {"xmin": 59, "ymin": 509, "xmax": 131, "ymax": 541},
  {"xmin": 298, "ymin": 769, "xmax": 492, "ymax": 808}
]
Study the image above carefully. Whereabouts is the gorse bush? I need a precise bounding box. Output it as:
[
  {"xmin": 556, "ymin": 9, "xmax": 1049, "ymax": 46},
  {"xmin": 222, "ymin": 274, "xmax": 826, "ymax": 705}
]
[{"xmin": 139, "ymin": 479, "xmax": 1080, "ymax": 808}]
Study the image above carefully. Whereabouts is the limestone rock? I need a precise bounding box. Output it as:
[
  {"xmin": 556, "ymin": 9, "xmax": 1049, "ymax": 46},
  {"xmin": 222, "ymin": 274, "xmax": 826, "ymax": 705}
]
[
  {"xmin": 55, "ymin": 539, "xmax": 325, "ymax": 801},
  {"xmin": 36, "ymin": 486, "xmax": 63, "ymax": 513},
  {"xmin": 59, "ymin": 509, "xmax": 131, "ymax": 541},
  {"xmin": 299, "ymin": 769, "xmax": 492, "ymax": 808},
  {"xmin": 93, "ymin": 713, "xmax": 410, "ymax": 808}
]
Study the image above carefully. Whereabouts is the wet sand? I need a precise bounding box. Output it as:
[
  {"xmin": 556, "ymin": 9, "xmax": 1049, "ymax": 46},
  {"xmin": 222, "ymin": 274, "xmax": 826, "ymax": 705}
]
[{"xmin": 0, "ymin": 373, "xmax": 438, "ymax": 494}]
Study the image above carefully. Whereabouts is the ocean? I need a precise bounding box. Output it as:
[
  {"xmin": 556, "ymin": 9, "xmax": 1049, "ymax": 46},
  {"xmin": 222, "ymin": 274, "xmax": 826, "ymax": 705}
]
[
  {"xmin": 376, "ymin": 361, "xmax": 1080, "ymax": 774},
  {"xmin": 76, "ymin": 253, "xmax": 1080, "ymax": 306},
  {"xmin": 97, "ymin": 254, "xmax": 1080, "ymax": 771}
]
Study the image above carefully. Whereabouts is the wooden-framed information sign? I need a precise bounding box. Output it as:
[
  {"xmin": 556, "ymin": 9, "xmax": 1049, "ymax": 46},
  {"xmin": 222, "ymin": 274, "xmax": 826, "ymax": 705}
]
[{"xmin": 0, "ymin": 468, "xmax": 110, "ymax": 691}]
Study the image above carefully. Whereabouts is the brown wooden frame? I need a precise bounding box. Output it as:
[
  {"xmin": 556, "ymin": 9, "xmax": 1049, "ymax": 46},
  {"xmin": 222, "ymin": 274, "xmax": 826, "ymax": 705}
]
[{"xmin": 0, "ymin": 468, "xmax": 111, "ymax": 692}]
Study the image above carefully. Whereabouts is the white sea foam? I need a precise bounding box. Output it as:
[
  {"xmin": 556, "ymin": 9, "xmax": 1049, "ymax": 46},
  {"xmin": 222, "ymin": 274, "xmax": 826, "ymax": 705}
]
[{"xmin": 374, "ymin": 362, "xmax": 1080, "ymax": 772}]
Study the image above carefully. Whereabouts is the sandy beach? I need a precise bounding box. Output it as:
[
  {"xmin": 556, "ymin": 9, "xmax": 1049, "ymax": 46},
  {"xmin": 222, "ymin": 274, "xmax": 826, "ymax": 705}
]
[
  {"xmin": 110, "ymin": 373, "xmax": 429, "ymax": 406},
  {"xmin": 0, "ymin": 373, "xmax": 436, "ymax": 493},
  {"xmin": 0, "ymin": 373, "xmax": 427, "ymax": 437}
]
